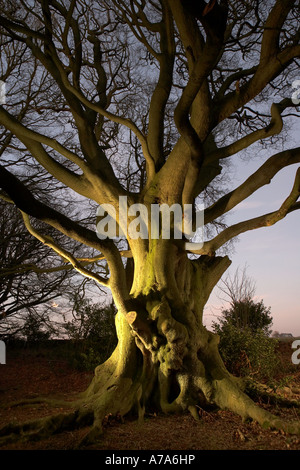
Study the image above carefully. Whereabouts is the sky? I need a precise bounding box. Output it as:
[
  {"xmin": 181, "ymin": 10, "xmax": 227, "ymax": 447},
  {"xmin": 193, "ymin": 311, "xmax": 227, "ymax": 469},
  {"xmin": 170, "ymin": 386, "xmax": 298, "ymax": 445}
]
[{"xmin": 203, "ymin": 159, "xmax": 300, "ymax": 337}]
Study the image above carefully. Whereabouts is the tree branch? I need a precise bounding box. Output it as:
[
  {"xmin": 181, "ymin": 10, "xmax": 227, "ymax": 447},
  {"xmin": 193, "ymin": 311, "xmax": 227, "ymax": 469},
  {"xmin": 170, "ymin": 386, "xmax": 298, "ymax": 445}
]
[
  {"xmin": 215, "ymin": 1, "xmax": 300, "ymax": 126},
  {"xmin": 20, "ymin": 212, "xmax": 109, "ymax": 287},
  {"xmin": 170, "ymin": 0, "xmax": 227, "ymax": 163},
  {"xmin": 0, "ymin": 163, "xmax": 112, "ymax": 255},
  {"xmin": 206, "ymin": 98, "xmax": 293, "ymax": 164},
  {"xmin": 260, "ymin": 0, "xmax": 297, "ymax": 63},
  {"xmin": 0, "ymin": 164, "xmax": 131, "ymax": 310},
  {"xmin": 0, "ymin": 106, "xmax": 86, "ymax": 170},
  {"xmin": 147, "ymin": 1, "xmax": 175, "ymax": 169},
  {"xmin": 59, "ymin": 77, "xmax": 156, "ymax": 181},
  {"xmin": 205, "ymin": 147, "xmax": 300, "ymax": 225},
  {"xmin": 194, "ymin": 167, "xmax": 300, "ymax": 255}
]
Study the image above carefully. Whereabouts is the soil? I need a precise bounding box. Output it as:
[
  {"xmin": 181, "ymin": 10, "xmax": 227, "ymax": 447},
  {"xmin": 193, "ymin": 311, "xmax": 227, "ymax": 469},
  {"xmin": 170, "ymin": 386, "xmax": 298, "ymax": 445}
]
[{"xmin": 0, "ymin": 340, "xmax": 300, "ymax": 452}]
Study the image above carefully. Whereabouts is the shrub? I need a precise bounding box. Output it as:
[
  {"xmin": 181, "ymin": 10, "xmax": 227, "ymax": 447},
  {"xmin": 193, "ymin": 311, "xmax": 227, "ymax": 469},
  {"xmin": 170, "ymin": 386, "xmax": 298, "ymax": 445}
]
[
  {"xmin": 215, "ymin": 322, "xmax": 279, "ymax": 380},
  {"xmin": 22, "ymin": 314, "xmax": 52, "ymax": 343},
  {"xmin": 216, "ymin": 299, "xmax": 273, "ymax": 335},
  {"xmin": 64, "ymin": 298, "xmax": 118, "ymax": 370}
]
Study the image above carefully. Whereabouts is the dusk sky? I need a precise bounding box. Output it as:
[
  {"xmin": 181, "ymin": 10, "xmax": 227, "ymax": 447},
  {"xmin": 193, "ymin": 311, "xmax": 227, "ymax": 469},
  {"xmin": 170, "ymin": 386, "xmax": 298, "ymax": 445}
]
[{"xmin": 204, "ymin": 158, "xmax": 300, "ymax": 337}]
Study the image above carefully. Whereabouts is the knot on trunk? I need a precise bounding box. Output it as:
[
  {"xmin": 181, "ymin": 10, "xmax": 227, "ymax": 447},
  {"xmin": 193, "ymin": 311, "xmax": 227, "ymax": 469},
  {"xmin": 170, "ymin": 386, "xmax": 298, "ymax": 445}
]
[{"xmin": 151, "ymin": 300, "xmax": 189, "ymax": 371}]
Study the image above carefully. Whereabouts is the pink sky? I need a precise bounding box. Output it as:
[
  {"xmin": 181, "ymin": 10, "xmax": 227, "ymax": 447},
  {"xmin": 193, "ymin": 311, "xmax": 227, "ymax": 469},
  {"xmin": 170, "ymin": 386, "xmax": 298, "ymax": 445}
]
[{"xmin": 204, "ymin": 164, "xmax": 300, "ymax": 336}]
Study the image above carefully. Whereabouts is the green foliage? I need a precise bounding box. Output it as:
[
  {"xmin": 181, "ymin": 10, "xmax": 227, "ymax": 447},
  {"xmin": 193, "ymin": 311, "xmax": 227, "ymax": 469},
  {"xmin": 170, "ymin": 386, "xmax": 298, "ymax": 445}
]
[
  {"xmin": 214, "ymin": 322, "xmax": 279, "ymax": 380},
  {"xmin": 213, "ymin": 298, "xmax": 278, "ymax": 380},
  {"xmin": 22, "ymin": 314, "xmax": 52, "ymax": 343},
  {"xmin": 70, "ymin": 347, "xmax": 105, "ymax": 372},
  {"xmin": 64, "ymin": 297, "xmax": 118, "ymax": 370},
  {"xmin": 215, "ymin": 299, "xmax": 273, "ymax": 335}
]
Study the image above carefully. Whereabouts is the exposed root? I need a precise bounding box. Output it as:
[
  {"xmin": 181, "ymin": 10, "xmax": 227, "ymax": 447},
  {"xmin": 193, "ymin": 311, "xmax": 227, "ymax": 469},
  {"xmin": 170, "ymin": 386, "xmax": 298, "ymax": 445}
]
[
  {"xmin": 1, "ymin": 310, "xmax": 299, "ymax": 447},
  {"xmin": 1, "ymin": 370, "xmax": 300, "ymax": 448},
  {"xmin": 245, "ymin": 379, "xmax": 300, "ymax": 409},
  {"xmin": 211, "ymin": 375, "xmax": 300, "ymax": 435},
  {"xmin": 0, "ymin": 376, "xmax": 139, "ymax": 448},
  {"xmin": 0, "ymin": 396, "xmax": 82, "ymax": 410},
  {"xmin": 0, "ymin": 408, "xmax": 94, "ymax": 447}
]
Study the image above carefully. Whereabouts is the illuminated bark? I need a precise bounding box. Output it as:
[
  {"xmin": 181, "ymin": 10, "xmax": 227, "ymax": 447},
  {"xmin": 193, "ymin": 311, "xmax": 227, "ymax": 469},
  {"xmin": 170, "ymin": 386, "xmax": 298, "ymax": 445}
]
[{"xmin": 0, "ymin": 0, "xmax": 300, "ymax": 446}]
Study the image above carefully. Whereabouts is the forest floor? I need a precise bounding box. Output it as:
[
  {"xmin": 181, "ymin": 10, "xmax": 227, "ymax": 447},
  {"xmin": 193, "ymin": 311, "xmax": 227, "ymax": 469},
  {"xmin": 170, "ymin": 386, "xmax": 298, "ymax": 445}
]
[{"xmin": 0, "ymin": 339, "xmax": 300, "ymax": 452}]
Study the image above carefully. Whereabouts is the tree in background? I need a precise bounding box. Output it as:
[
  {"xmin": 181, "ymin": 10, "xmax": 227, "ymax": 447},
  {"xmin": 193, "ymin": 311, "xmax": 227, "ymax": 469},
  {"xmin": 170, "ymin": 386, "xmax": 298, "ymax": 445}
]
[
  {"xmin": 63, "ymin": 295, "xmax": 117, "ymax": 369},
  {"xmin": 0, "ymin": 197, "xmax": 102, "ymax": 340},
  {"xmin": 0, "ymin": 0, "xmax": 299, "ymax": 444},
  {"xmin": 214, "ymin": 266, "xmax": 273, "ymax": 335},
  {"xmin": 213, "ymin": 267, "xmax": 276, "ymax": 378},
  {"xmin": 0, "ymin": 198, "xmax": 69, "ymax": 338},
  {"xmin": 21, "ymin": 311, "xmax": 52, "ymax": 343}
]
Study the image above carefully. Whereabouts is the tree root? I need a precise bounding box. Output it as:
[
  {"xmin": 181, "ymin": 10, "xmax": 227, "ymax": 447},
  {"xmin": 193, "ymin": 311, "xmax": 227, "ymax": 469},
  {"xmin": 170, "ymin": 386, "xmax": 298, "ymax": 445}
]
[
  {"xmin": 0, "ymin": 373, "xmax": 141, "ymax": 447},
  {"xmin": 245, "ymin": 379, "xmax": 300, "ymax": 409},
  {"xmin": 0, "ymin": 408, "xmax": 94, "ymax": 447},
  {"xmin": 1, "ymin": 323, "xmax": 300, "ymax": 448},
  {"xmin": 1, "ymin": 373, "xmax": 300, "ymax": 448},
  {"xmin": 0, "ymin": 396, "xmax": 81, "ymax": 410},
  {"xmin": 211, "ymin": 376, "xmax": 300, "ymax": 435}
]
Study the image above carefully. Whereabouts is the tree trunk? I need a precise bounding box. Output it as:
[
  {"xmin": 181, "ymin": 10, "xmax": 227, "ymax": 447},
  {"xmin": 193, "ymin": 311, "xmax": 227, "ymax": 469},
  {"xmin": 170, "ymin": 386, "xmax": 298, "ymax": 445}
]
[
  {"xmin": 74, "ymin": 240, "xmax": 300, "ymax": 443},
  {"xmin": 83, "ymin": 242, "xmax": 231, "ymax": 431}
]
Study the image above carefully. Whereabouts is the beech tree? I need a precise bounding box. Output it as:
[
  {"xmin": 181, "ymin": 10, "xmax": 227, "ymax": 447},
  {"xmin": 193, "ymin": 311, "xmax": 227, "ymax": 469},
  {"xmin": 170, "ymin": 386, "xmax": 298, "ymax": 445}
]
[{"xmin": 0, "ymin": 0, "xmax": 300, "ymax": 444}]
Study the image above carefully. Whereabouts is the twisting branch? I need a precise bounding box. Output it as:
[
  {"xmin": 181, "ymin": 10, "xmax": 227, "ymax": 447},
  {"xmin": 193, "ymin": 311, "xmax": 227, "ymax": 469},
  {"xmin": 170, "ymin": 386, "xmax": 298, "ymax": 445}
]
[
  {"xmin": 170, "ymin": 0, "xmax": 228, "ymax": 163},
  {"xmin": 147, "ymin": 1, "xmax": 175, "ymax": 169},
  {"xmin": 205, "ymin": 147, "xmax": 300, "ymax": 225},
  {"xmin": 0, "ymin": 106, "xmax": 86, "ymax": 170},
  {"xmin": 58, "ymin": 77, "xmax": 156, "ymax": 180},
  {"xmin": 20, "ymin": 212, "xmax": 109, "ymax": 287},
  {"xmin": 0, "ymin": 8, "xmax": 131, "ymax": 188},
  {"xmin": 0, "ymin": 163, "xmax": 112, "ymax": 255},
  {"xmin": 192, "ymin": 167, "xmax": 300, "ymax": 255},
  {"xmin": 260, "ymin": 0, "xmax": 297, "ymax": 63},
  {"xmin": 206, "ymin": 98, "xmax": 293, "ymax": 164},
  {"xmin": 0, "ymin": 164, "xmax": 132, "ymax": 312}
]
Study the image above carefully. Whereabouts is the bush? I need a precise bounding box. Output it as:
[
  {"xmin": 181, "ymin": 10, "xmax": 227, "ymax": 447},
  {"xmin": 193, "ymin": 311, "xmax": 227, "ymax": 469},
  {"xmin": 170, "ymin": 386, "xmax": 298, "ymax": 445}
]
[
  {"xmin": 215, "ymin": 322, "xmax": 279, "ymax": 380},
  {"xmin": 64, "ymin": 298, "xmax": 118, "ymax": 370},
  {"xmin": 22, "ymin": 314, "xmax": 52, "ymax": 343},
  {"xmin": 69, "ymin": 346, "xmax": 104, "ymax": 372},
  {"xmin": 216, "ymin": 299, "xmax": 273, "ymax": 335}
]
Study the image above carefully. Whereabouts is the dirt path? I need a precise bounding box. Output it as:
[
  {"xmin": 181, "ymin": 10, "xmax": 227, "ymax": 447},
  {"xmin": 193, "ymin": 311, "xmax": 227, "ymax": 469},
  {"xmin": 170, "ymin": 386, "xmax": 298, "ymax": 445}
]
[{"xmin": 0, "ymin": 344, "xmax": 300, "ymax": 451}]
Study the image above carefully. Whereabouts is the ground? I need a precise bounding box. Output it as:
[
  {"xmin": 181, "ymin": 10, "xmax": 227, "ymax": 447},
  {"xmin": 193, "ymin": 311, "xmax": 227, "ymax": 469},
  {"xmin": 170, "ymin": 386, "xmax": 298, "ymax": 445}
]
[{"xmin": 0, "ymin": 340, "xmax": 300, "ymax": 451}]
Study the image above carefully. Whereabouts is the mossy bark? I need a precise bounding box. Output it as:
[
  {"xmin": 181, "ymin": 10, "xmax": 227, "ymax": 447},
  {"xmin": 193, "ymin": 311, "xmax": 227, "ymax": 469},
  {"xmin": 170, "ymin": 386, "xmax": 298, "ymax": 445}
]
[
  {"xmin": 60, "ymin": 239, "xmax": 300, "ymax": 440},
  {"xmin": 1, "ymin": 241, "xmax": 300, "ymax": 446}
]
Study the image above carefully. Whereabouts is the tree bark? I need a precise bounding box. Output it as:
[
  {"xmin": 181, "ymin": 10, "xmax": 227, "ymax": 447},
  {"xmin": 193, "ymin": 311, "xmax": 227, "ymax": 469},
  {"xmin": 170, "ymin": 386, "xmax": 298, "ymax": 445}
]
[
  {"xmin": 75, "ymin": 241, "xmax": 300, "ymax": 444},
  {"xmin": 1, "ymin": 240, "xmax": 300, "ymax": 446}
]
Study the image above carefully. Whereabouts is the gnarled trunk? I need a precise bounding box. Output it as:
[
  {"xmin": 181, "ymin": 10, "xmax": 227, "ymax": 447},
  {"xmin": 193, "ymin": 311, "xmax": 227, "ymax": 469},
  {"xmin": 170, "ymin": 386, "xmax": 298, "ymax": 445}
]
[
  {"xmin": 75, "ymin": 240, "xmax": 299, "ymax": 444},
  {"xmin": 84, "ymin": 242, "xmax": 232, "ymax": 432},
  {"xmin": 1, "ymin": 241, "xmax": 300, "ymax": 447}
]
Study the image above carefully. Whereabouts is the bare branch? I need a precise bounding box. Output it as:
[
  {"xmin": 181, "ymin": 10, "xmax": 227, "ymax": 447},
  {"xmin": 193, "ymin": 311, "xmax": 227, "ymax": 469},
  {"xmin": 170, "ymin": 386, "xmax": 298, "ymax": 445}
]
[
  {"xmin": 21, "ymin": 211, "xmax": 109, "ymax": 287},
  {"xmin": 206, "ymin": 98, "xmax": 294, "ymax": 164},
  {"xmin": 194, "ymin": 167, "xmax": 300, "ymax": 255},
  {"xmin": 205, "ymin": 147, "xmax": 300, "ymax": 225}
]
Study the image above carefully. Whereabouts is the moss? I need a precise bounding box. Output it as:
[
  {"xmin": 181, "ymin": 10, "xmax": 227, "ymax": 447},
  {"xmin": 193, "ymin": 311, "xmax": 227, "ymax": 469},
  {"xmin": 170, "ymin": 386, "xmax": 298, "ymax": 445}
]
[{"xmin": 2, "ymin": 278, "xmax": 300, "ymax": 446}]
